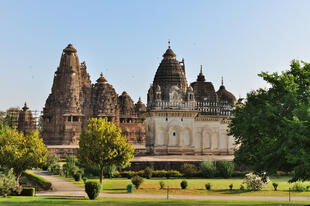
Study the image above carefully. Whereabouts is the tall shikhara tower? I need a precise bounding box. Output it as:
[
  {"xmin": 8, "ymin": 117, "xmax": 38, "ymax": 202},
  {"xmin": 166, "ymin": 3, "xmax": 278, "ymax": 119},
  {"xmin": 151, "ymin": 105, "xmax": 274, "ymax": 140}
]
[{"xmin": 42, "ymin": 44, "xmax": 91, "ymax": 145}]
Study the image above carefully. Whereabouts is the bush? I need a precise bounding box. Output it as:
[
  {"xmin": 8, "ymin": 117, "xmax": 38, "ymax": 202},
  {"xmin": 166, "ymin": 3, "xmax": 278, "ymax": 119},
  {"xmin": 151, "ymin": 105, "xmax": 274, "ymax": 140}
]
[
  {"xmin": 48, "ymin": 164, "xmax": 61, "ymax": 175},
  {"xmin": 131, "ymin": 176, "xmax": 144, "ymax": 189},
  {"xmin": 200, "ymin": 160, "xmax": 216, "ymax": 178},
  {"xmin": 240, "ymin": 184, "xmax": 245, "ymax": 191},
  {"xmin": 205, "ymin": 183, "xmax": 211, "ymax": 190},
  {"xmin": 23, "ymin": 171, "xmax": 52, "ymax": 190},
  {"xmin": 0, "ymin": 168, "xmax": 19, "ymax": 196},
  {"xmin": 181, "ymin": 164, "xmax": 198, "ymax": 178},
  {"xmin": 144, "ymin": 167, "xmax": 153, "ymax": 179},
  {"xmin": 120, "ymin": 171, "xmax": 136, "ymax": 179},
  {"xmin": 42, "ymin": 154, "xmax": 59, "ymax": 171},
  {"xmin": 272, "ymin": 182, "xmax": 278, "ymax": 191},
  {"xmin": 83, "ymin": 177, "xmax": 88, "ymax": 184},
  {"xmin": 159, "ymin": 181, "xmax": 165, "ymax": 189},
  {"xmin": 166, "ymin": 170, "xmax": 182, "ymax": 179},
  {"xmin": 152, "ymin": 170, "xmax": 167, "ymax": 178},
  {"xmin": 291, "ymin": 182, "xmax": 307, "ymax": 192},
  {"xmin": 243, "ymin": 172, "xmax": 270, "ymax": 191},
  {"xmin": 216, "ymin": 161, "xmax": 234, "ymax": 178},
  {"xmin": 73, "ymin": 173, "xmax": 81, "ymax": 181},
  {"xmin": 103, "ymin": 164, "xmax": 117, "ymax": 178},
  {"xmin": 180, "ymin": 180, "xmax": 188, "ymax": 189},
  {"xmin": 85, "ymin": 181, "xmax": 101, "ymax": 200},
  {"xmin": 229, "ymin": 184, "xmax": 233, "ymax": 190},
  {"xmin": 20, "ymin": 187, "xmax": 35, "ymax": 196}
]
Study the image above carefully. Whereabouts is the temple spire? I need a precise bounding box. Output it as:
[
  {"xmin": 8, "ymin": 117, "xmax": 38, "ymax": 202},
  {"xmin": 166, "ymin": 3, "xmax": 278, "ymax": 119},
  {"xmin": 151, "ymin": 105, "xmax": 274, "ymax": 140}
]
[
  {"xmin": 197, "ymin": 65, "xmax": 205, "ymax": 82},
  {"xmin": 168, "ymin": 40, "xmax": 171, "ymax": 48},
  {"xmin": 221, "ymin": 76, "xmax": 224, "ymax": 86}
]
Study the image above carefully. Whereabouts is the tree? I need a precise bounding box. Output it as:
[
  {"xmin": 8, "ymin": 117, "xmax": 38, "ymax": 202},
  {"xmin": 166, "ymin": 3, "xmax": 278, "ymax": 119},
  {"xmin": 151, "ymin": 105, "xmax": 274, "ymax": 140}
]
[
  {"xmin": 0, "ymin": 126, "xmax": 48, "ymax": 181},
  {"xmin": 3, "ymin": 107, "xmax": 20, "ymax": 128},
  {"xmin": 229, "ymin": 60, "xmax": 310, "ymax": 182},
  {"xmin": 78, "ymin": 118, "xmax": 134, "ymax": 184}
]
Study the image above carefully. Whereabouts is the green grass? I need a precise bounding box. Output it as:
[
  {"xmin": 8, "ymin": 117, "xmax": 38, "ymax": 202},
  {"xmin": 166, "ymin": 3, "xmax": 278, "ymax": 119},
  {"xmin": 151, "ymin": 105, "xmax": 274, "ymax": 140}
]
[
  {"xmin": 0, "ymin": 196, "xmax": 308, "ymax": 206},
  {"xmin": 55, "ymin": 174, "xmax": 310, "ymax": 197},
  {"xmin": 23, "ymin": 171, "xmax": 52, "ymax": 190}
]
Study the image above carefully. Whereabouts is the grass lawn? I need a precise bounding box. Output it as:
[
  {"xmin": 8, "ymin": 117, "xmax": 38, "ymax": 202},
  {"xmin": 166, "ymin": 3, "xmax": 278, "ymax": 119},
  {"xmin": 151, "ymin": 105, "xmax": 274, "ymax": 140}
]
[
  {"xmin": 53, "ymin": 173, "xmax": 310, "ymax": 197},
  {"xmin": 0, "ymin": 196, "xmax": 309, "ymax": 206}
]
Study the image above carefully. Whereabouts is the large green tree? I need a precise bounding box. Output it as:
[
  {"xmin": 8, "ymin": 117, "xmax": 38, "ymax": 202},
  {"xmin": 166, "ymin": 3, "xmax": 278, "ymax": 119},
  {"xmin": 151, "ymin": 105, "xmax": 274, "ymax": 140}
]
[
  {"xmin": 229, "ymin": 60, "xmax": 310, "ymax": 182},
  {"xmin": 0, "ymin": 126, "xmax": 48, "ymax": 181},
  {"xmin": 78, "ymin": 118, "xmax": 134, "ymax": 184}
]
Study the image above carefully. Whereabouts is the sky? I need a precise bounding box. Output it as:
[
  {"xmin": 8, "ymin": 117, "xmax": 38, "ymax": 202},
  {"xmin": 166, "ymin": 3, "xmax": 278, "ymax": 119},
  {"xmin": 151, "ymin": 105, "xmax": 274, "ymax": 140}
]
[{"xmin": 1, "ymin": 0, "xmax": 310, "ymax": 111}]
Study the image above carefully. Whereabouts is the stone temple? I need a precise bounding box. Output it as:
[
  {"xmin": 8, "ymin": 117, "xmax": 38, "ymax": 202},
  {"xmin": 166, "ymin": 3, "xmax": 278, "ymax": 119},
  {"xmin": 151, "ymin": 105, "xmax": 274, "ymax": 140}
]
[
  {"xmin": 145, "ymin": 45, "xmax": 236, "ymax": 155},
  {"xmin": 37, "ymin": 43, "xmax": 236, "ymax": 164},
  {"xmin": 42, "ymin": 44, "xmax": 146, "ymax": 156}
]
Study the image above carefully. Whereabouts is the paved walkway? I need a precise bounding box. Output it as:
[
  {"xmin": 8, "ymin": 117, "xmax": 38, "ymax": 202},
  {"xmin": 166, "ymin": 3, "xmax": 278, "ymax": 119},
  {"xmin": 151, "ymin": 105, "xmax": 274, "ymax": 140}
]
[
  {"xmin": 31, "ymin": 170, "xmax": 87, "ymax": 197},
  {"xmin": 31, "ymin": 170, "xmax": 310, "ymax": 201}
]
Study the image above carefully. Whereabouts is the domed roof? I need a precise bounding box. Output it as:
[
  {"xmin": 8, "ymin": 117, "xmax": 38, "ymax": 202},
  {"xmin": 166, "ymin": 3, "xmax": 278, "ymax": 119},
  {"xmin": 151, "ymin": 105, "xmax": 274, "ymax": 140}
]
[
  {"xmin": 118, "ymin": 91, "xmax": 135, "ymax": 116},
  {"xmin": 216, "ymin": 80, "xmax": 236, "ymax": 105},
  {"xmin": 135, "ymin": 97, "xmax": 146, "ymax": 113},
  {"xmin": 63, "ymin": 44, "xmax": 77, "ymax": 54},
  {"xmin": 190, "ymin": 68, "xmax": 217, "ymax": 102},
  {"xmin": 162, "ymin": 47, "xmax": 176, "ymax": 58},
  {"xmin": 152, "ymin": 46, "xmax": 188, "ymax": 101}
]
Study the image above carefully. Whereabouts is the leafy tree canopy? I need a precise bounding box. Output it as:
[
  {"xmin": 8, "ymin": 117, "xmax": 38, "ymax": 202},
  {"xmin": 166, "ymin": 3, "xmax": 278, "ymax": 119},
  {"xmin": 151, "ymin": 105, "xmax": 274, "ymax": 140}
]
[
  {"xmin": 78, "ymin": 118, "xmax": 134, "ymax": 183},
  {"xmin": 0, "ymin": 126, "xmax": 48, "ymax": 181},
  {"xmin": 229, "ymin": 60, "xmax": 310, "ymax": 182}
]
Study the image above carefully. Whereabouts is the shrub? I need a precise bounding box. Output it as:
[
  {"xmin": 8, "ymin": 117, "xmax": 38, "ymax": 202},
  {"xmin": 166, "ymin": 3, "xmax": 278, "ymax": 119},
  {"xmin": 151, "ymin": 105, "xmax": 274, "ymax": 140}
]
[
  {"xmin": 103, "ymin": 164, "xmax": 117, "ymax": 178},
  {"xmin": 120, "ymin": 171, "xmax": 136, "ymax": 179},
  {"xmin": 240, "ymin": 184, "xmax": 245, "ymax": 191},
  {"xmin": 152, "ymin": 170, "xmax": 167, "ymax": 178},
  {"xmin": 159, "ymin": 181, "xmax": 165, "ymax": 189},
  {"xmin": 272, "ymin": 182, "xmax": 278, "ymax": 191},
  {"xmin": 205, "ymin": 183, "xmax": 211, "ymax": 190},
  {"xmin": 73, "ymin": 173, "xmax": 81, "ymax": 181},
  {"xmin": 180, "ymin": 180, "xmax": 188, "ymax": 189},
  {"xmin": 131, "ymin": 176, "xmax": 144, "ymax": 189},
  {"xmin": 62, "ymin": 163, "xmax": 79, "ymax": 178},
  {"xmin": 144, "ymin": 167, "xmax": 153, "ymax": 179},
  {"xmin": 229, "ymin": 184, "xmax": 233, "ymax": 190},
  {"xmin": 85, "ymin": 181, "xmax": 101, "ymax": 200},
  {"xmin": 181, "ymin": 164, "xmax": 198, "ymax": 178},
  {"xmin": 42, "ymin": 154, "xmax": 59, "ymax": 171},
  {"xmin": 83, "ymin": 177, "xmax": 88, "ymax": 184},
  {"xmin": 216, "ymin": 161, "xmax": 234, "ymax": 178},
  {"xmin": 166, "ymin": 170, "xmax": 182, "ymax": 179},
  {"xmin": 20, "ymin": 187, "xmax": 35, "ymax": 196},
  {"xmin": 200, "ymin": 160, "xmax": 216, "ymax": 178},
  {"xmin": 48, "ymin": 164, "xmax": 61, "ymax": 175},
  {"xmin": 243, "ymin": 172, "xmax": 270, "ymax": 191},
  {"xmin": 0, "ymin": 168, "xmax": 18, "ymax": 196},
  {"xmin": 291, "ymin": 182, "xmax": 307, "ymax": 192}
]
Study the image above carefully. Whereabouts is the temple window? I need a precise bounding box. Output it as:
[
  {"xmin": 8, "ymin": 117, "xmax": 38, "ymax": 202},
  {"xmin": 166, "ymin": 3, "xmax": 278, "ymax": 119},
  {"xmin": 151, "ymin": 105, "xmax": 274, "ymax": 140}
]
[
  {"xmin": 73, "ymin": 116, "xmax": 79, "ymax": 122},
  {"xmin": 68, "ymin": 116, "xmax": 72, "ymax": 122}
]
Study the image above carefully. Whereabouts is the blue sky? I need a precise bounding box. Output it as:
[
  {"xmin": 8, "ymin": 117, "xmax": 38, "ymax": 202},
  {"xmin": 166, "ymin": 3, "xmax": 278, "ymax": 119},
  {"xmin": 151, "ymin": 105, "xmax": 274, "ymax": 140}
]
[{"xmin": 1, "ymin": 0, "xmax": 310, "ymax": 111}]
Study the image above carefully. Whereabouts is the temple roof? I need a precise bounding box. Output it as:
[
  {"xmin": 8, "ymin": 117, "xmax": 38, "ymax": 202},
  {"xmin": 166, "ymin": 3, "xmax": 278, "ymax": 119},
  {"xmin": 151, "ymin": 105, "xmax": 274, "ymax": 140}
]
[
  {"xmin": 152, "ymin": 46, "xmax": 188, "ymax": 101},
  {"xmin": 63, "ymin": 44, "xmax": 77, "ymax": 54},
  {"xmin": 96, "ymin": 73, "xmax": 107, "ymax": 84},
  {"xmin": 216, "ymin": 78, "xmax": 236, "ymax": 105}
]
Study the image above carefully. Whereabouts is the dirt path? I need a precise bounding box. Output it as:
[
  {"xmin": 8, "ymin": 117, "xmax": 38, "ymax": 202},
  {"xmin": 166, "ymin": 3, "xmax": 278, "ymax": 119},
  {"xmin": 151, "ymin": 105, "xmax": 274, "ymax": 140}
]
[
  {"xmin": 31, "ymin": 171, "xmax": 310, "ymax": 201},
  {"xmin": 31, "ymin": 170, "xmax": 86, "ymax": 197}
]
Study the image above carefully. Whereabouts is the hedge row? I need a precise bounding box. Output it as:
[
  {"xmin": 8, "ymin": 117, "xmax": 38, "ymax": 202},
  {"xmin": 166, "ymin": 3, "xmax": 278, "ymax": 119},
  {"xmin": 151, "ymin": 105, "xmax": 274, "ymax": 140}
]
[
  {"xmin": 117, "ymin": 170, "xmax": 182, "ymax": 178},
  {"xmin": 23, "ymin": 171, "xmax": 52, "ymax": 190}
]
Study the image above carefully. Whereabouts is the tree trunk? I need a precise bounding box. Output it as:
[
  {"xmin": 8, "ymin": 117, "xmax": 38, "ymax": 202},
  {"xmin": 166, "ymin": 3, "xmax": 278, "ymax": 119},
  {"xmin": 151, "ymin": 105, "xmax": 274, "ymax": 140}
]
[{"xmin": 100, "ymin": 167, "xmax": 104, "ymax": 184}]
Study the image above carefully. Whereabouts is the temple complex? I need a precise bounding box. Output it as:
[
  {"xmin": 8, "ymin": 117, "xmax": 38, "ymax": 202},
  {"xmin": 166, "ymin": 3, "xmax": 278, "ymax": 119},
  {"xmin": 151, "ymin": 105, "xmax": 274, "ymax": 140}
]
[
  {"xmin": 145, "ymin": 45, "xmax": 236, "ymax": 155},
  {"xmin": 42, "ymin": 44, "xmax": 146, "ymax": 156}
]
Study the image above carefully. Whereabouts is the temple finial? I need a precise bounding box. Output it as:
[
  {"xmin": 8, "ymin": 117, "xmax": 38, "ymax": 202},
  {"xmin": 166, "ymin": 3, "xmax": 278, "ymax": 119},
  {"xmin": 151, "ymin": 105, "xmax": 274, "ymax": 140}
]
[
  {"xmin": 168, "ymin": 40, "xmax": 171, "ymax": 49},
  {"xmin": 200, "ymin": 65, "xmax": 203, "ymax": 74},
  {"xmin": 100, "ymin": 72, "xmax": 104, "ymax": 78},
  {"xmin": 221, "ymin": 76, "xmax": 224, "ymax": 86}
]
